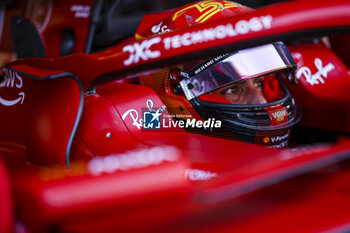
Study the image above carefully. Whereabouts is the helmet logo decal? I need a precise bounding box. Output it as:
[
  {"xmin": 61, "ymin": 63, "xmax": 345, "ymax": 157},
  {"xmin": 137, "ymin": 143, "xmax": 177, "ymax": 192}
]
[
  {"xmin": 269, "ymin": 132, "xmax": 290, "ymax": 148},
  {"xmin": 270, "ymin": 133, "xmax": 289, "ymax": 143},
  {"xmin": 296, "ymin": 58, "xmax": 335, "ymax": 85},
  {"xmin": 0, "ymin": 69, "xmax": 25, "ymax": 106},
  {"xmin": 123, "ymin": 37, "xmax": 161, "ymax": 66},
  {"xmin": 263, "ymin": 137, "xmax": 270, "ymax": 143},
  {"xmin": 172, "ymin": 0, "xmax": 240, "ymax": 23},
  {"xmin": 260, "ymin": 131, "xmax": 290, "ymax": 149},
  {"xmin": 151, "ymin": 21, "xmax": 171, "ymax": 35},
  {"xmin": 265, "ymin": 106, "xmax": 289, "ymax": 126},
  {"xmin": 271, "ymin": 109, "xmax": 288, "ymax": 122}
]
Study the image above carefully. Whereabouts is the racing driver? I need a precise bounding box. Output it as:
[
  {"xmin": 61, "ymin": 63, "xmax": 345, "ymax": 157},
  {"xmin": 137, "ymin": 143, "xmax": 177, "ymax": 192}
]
[{"xmin": 137, "ymin": 0, "xmax": 301, "ymax": 148}]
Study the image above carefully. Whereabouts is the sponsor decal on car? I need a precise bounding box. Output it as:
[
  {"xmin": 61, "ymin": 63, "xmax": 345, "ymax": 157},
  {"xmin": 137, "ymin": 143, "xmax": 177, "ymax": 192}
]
[
  {"xmin": 0, "ymin": 69, "xmax": 25, "ymax": 106},
  {"xmin": 280, "ymin": 145, "xmax": 331, "ymax": 161},
  {"xmin": 184, "ymin": 168, "xmax": 218, "ymax": 181},
  {"xmin": 70, "ymin": 5, "xmax": 91, "ymax": 18},
  {"xmin": 123, "ymin": 37, "xmax": 162, "ymax": 66},
  {"xmin": 123, "ymin": 15, "xmax": 273, "ymax": 66},
  {"xmin": 163, "ymin": 15, "xmax": 272, "ymax": 50},
  {"xmin": 296, "ymin": 58, "xmax": 335, "ymax": 85},
  {"xmin": 88, "ymin": 146, "xmax": 180, "ymax": 176}
]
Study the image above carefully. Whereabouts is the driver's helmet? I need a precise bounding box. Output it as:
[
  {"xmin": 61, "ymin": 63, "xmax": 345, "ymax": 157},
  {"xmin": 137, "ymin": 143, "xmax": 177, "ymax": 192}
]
[{"xmin": 136, "ymin": 0, "xmax": 300, "ymax": 148}]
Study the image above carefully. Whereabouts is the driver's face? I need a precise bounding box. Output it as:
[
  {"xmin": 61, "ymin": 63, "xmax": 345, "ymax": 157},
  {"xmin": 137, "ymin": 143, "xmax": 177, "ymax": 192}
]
[{"xmin": 214, "ymin": 77, "xmax": 267, "ymax": 105}]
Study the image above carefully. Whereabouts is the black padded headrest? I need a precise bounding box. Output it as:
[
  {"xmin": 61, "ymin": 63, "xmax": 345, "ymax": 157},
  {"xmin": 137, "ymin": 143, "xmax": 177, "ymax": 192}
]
[{"xmin": 11, "ymin": 16, "xmax": 46, "ymax": 58}]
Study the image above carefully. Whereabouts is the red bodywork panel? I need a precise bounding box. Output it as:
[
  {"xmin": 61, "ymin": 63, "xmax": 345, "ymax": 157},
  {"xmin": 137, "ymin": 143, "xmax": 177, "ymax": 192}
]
[
  {"xmin": 13, "ymin": 149, "xmax": 191, "ymax": 233},
  {"xmin": 9, "ymin": 140, "xmax": 350, "ymax": 233},
  {"xmin": 0, "ymin": 158, "xmax": 13, "ymax": 233},
  {"xmin": 0, "ymin": 0, "xmax": 350, "ymax": 232},
  {"xmin": 287, "ymin": 42, "xmax": 350, "ymax": 132},
  {"xmin": 0, "ymin": 65, "xmax": 82, "ymax": 166}
]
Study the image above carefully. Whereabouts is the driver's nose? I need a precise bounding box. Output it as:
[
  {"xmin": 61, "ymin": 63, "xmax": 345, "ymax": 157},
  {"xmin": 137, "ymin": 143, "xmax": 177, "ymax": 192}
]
[{"xmin": 244, "ymin": 81, "xmax": 267, "ymax": 105}]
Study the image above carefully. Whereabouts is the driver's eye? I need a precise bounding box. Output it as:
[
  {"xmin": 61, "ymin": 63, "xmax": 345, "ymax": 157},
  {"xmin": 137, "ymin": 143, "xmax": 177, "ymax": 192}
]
[
  {"xmin": 224, "ymin": 86, "xmax": 238, "ymax": 95},
  {"xmin": 254, "ymin": 79, "xmax": 264, "ymax": 88}
]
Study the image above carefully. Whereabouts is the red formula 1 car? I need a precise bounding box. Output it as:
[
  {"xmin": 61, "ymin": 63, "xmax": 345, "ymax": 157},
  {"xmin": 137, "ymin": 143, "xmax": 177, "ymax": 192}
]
[{"xmin": 0, "ymin": 0, "xmax": 350, "ymax": 232}]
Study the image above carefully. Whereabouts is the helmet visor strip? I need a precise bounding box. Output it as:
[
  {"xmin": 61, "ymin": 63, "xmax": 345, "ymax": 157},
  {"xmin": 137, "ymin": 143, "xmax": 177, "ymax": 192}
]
[{"xmin": 180, "ymin": 42, "xmax": 296, "ymax": 100}]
